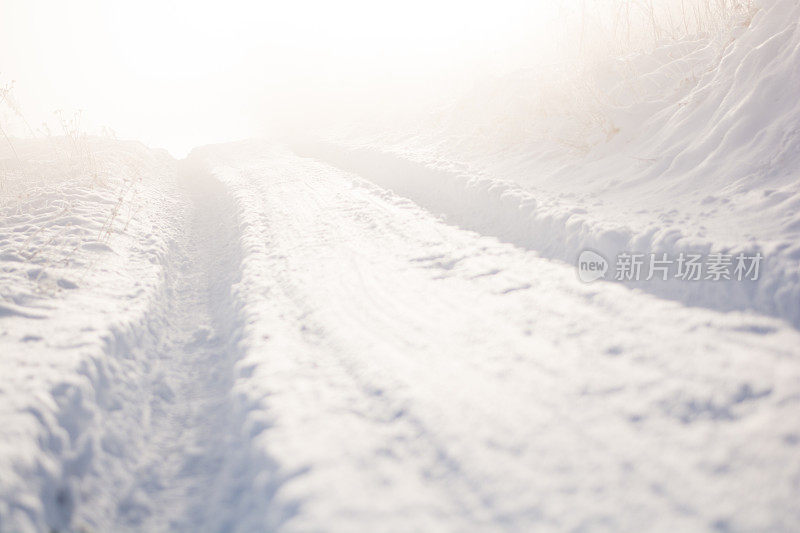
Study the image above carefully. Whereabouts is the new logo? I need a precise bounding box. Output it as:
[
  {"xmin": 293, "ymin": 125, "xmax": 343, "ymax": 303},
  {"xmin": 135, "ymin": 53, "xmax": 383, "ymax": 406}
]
[{"xmin": 577, "ymin": 250, "xmax": 608, "ymax": 283}]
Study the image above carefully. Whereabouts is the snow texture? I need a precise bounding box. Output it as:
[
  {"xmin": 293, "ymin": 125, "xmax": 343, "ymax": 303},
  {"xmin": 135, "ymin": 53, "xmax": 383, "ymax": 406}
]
[{"xmin": 1, "ymin": 1, "xmax": 800, "ymax": 531}]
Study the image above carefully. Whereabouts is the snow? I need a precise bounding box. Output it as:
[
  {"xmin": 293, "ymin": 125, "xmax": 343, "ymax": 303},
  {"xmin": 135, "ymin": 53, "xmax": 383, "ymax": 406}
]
[
  {"xmin": 1, "ymin": 1, "xmax": 800, "ymax": 532},
  {"xmin": 0, "ymin": 138, "xmax": 183, "ymax": 530},
  {"xmin": 312, "ymin": 0, "xmax": 800, "ymax": 327},
  {"xmin": 187, "ymin": 142, "xmax": 800, "ymax": 532}
]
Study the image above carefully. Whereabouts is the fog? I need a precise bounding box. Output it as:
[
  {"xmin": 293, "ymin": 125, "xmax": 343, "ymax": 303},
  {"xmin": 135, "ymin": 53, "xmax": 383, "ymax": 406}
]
[{"xmin": 1, "ymin": 0, "xmax": 571, "ymax": 156}]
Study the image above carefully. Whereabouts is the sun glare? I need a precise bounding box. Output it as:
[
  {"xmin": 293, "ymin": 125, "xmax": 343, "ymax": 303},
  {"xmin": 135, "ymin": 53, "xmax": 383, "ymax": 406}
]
[
  {"xmin": 106, "ymin": 0, "xmax": 560, "ymax": 79},
  {"xmin": 2, "ymin": 0, "xmax": 567, "ymax": 155}
]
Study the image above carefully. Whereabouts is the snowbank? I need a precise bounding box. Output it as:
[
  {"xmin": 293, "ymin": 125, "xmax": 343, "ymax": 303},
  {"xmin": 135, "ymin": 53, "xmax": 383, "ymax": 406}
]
[
  {"xmin": 307, "ymin": 0, "xmax": 800, "ymax": 328},
  {"xmin": 0, "ymin": 138, "xmax": 182, "ymax": 531}
]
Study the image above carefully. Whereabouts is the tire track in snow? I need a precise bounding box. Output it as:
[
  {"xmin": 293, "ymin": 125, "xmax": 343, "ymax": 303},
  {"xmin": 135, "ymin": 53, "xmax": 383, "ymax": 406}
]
[
  {"xmin": 109, "ymin": 169, "xmax": 243, "ymax": 531},
  {"xmin": 187, "ymin": 144, "xmax": 800, "ymax": 532},
  {"xmin": 62, "ymin": 168, "xmax": 286, "ymax": 532},
  {"xmin": 196, "ymin": 158, "xmax": 512, "ymax": 529},
  {"xmin": 235, "ymin": 161, "xmax": 662, "ymax": 529}
]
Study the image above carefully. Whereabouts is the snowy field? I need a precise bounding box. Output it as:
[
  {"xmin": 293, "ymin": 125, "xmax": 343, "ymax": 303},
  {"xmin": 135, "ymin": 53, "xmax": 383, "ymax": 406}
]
[{"xmin": 2, "ymin": 0, "xmax": 800, "ymax": 532}]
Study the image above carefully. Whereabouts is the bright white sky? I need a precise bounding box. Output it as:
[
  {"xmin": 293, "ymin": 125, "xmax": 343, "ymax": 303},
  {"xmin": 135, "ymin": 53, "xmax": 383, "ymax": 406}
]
[{"xmin": 1, "ymin": 0, "xmax": 573, "ymax": 156}]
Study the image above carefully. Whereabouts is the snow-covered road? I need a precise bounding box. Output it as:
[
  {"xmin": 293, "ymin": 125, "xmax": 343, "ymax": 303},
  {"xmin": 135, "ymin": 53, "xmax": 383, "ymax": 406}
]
[
  {"xmin": 2, "ymin": 141, "xmax": 800, "ymax": 532},
  {"xmin": 178, "ymin": 144, "xmax": 800, "ymax": 531}
]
